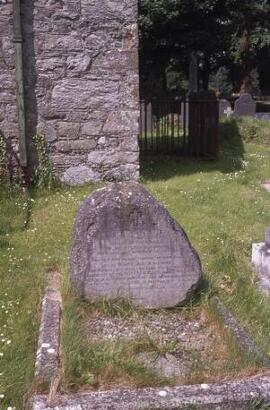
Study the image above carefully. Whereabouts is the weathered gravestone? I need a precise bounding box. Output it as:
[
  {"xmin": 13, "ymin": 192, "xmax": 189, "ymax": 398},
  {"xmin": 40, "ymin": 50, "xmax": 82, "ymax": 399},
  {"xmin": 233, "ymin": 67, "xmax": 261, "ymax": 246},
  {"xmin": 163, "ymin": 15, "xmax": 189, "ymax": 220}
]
[
  {"xmin": 70, "ymin": 182, "xmax": 202, "ymax": 308},
  {"xmin": 141, "ymin": 102, "xmax": 153, "ymax": 135},
  {"xmin": 219, "ymin": 99, "xmax": 232, "ymax": 119},
  {"xmin": 234, "ymin": 93, "xmax": 256, "ymax": 117}
]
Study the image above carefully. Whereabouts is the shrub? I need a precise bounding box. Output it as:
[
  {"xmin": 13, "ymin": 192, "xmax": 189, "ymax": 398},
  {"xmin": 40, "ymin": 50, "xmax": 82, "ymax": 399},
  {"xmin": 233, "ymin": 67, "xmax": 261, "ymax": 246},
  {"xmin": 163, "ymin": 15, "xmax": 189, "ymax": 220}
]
[{"xmin": 220, "ymin": 117, "xmax": 270, "ymax": 146}]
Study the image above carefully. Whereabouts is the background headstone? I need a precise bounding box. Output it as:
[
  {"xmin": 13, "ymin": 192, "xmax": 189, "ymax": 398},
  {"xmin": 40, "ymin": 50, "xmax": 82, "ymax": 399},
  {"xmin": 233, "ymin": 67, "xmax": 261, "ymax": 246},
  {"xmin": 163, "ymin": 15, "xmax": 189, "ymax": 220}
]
[
  {"xmin": 181, "ymin": 101, "xmax": 189, "ymax": 127},
  {"xmin": 141, "ymin": 102, "xmax": 153, "ymax": 135},
  {"xmin": 234, "ymin": 93, "xmax": 256, "ymax": 117},
  {"xmin": 219, "ymin": 99, "xmax": 232, "ymax": 119},
  {"xmin": 70, "ymin": 182, "xmax": 203, "ymax": 309}
]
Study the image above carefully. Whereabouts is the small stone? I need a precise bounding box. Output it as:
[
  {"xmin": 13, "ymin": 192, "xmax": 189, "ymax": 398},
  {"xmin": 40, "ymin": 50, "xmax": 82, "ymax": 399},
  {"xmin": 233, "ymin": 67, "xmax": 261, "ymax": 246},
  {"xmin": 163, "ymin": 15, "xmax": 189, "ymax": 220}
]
[
  {"xmin": 201, "ymin": 383, "xmax": 209, "ymax": 390},
  {"xmin": 41, "ymin": 343, "xmax": 50, "ymax": 348},
  {"xmin": 158, "ymin": 390, "xmax": 168, "ymax": 398},
  {"xmin": 47, "ymin": 348, "xmax": 56, "ymax": 355}
]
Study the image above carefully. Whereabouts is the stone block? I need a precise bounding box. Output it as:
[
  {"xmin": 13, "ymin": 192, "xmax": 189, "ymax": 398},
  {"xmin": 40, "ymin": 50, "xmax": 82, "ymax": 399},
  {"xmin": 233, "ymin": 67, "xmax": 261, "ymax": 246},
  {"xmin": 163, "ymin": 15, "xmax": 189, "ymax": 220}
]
[
  {"xmin": 55, "ymin": 139, "xmax": 97, "ymax": 153},
  {"xmin": 51, "ymin": 79, "xmax": 120, "ymax": 111},
  {"xmin": 62, "ymin": 165, "xmax": 100, "ymax": 185},
  {"xmin": 104, "ymin": 163, "xmax": 139, "ymax": 181},
  {"xmin": 56, "ymin": 122, "xmax": 81, "ymax": 140},
  {"xmin": 87, "ymin": 150, "xmax": 138, "ymax": 166},
  {"xmin": 66, "ymin": 54, "xmax": 92, "ymax": 75},
  {"xmin": 103, "ymin": 110, "xmax": 139, "ymax": 133},
  {"xmin": 70, "ymin": 182, "xmax": 203, "ymax": 308}
]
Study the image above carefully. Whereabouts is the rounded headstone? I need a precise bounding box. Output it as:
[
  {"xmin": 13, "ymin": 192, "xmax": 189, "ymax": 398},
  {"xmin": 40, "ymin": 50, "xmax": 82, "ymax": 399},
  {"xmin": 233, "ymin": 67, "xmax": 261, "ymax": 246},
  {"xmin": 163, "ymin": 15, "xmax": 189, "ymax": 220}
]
[
  {"xmin": 234, "ymin": 93, "xmax": 256, "ymax": 117},
  {"xmin": 70, "ymin": 182, "xmax": 203, "ymax": 309}
]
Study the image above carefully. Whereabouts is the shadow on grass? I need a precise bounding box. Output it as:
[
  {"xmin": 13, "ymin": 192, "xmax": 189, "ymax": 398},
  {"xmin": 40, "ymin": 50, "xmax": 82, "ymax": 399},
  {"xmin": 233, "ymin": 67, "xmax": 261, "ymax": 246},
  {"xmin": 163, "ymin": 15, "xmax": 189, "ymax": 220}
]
[{"xmin": 140, "ymin": 118, "xmax": 245, "ymax": 181}]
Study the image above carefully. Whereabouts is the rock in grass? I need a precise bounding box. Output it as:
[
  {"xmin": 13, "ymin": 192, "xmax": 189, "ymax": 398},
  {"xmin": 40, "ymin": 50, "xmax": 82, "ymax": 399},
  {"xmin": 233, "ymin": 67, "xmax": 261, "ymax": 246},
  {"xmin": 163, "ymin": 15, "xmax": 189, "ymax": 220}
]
[{"xmin": 70, "ymin": 182, "xmax": 203, "ymax": 309}]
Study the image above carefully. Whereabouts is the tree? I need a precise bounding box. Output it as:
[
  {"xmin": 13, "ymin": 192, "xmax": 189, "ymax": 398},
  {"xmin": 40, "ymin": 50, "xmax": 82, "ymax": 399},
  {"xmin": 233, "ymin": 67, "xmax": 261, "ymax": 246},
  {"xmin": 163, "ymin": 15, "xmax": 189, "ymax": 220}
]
[
  {"xmin": 225, "ymin": 0, "xmax": 270, "ymax": 93},
  {"xmin": 139, "ymin": 0, "xmax": 232, "ymax": 95},
  {"xmin": 139, "ymin": 0, "xmax": 270, "ymax": 96}
]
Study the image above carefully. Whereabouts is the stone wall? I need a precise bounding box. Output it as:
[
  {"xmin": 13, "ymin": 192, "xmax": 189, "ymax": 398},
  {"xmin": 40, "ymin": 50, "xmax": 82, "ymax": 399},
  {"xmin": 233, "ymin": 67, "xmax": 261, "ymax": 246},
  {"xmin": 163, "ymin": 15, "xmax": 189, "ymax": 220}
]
[
  {"xmin": 0, "ymin": 1, "xmax": 20, "ymax": 172},
  {"xmin": 0, "ymin": 0, "xmax": 140, "ymax": 184}
]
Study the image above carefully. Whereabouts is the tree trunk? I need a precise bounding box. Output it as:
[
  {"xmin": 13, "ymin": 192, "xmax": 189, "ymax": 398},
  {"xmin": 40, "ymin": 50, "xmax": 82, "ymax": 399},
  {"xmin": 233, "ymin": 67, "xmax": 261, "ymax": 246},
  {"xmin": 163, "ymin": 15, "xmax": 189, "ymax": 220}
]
[
  {"xmin": 239, "ymin": 13, "xmax": 252, "ymax": 93},
  {"xmin": 201, "ymin": 56, "xmax": 210, "ymax": 91}
]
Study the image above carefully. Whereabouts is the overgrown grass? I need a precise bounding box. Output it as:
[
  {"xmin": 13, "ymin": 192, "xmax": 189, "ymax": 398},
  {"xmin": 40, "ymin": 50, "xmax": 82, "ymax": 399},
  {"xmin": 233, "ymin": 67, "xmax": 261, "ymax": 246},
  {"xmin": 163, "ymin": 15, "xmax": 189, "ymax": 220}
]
[
  {"xmin": 62, "ymin": 291, "xmax": 166, "ymax": 392},
  {"xmin": 221, "ymin": 116, "xmax": 270, "ymax": 145},
  {"xmin": 0, "ymin": 186, "xmax": 98, "ymax": 408},
  {"xmin": 0, "ymin": 117, "xmax": 270, "ymax": 407}
]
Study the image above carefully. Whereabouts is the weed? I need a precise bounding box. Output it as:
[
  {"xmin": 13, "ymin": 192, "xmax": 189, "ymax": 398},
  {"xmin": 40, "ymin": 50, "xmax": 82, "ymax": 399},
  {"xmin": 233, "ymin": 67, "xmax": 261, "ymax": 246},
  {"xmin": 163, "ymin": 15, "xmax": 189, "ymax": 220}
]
[
  {"xmin": 251, "ymin": 398, "xmax": 270, "ymax": 409},
  {"xmin": 0, "ymin": 135, "xmax": 7, "ymax": 183},
  {"xmin": 33, "ymin": 134, "xmax": 55, "ymax": 190}
]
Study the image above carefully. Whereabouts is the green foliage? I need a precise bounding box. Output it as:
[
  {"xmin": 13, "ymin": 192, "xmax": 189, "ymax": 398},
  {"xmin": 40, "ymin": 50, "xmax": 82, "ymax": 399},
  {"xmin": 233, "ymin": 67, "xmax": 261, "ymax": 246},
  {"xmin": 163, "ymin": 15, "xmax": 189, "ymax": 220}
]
[
  {"xmin": 209, "ymin": 67, "xmax": 233, "ymax": 96},
  {"xmin": 250, "ymin": 68, "xmax": 261, "ymax": 95},
  {"xmin": 139, "ymin": 0, "xmax": 270, "ymax": 94},
  {"xmin": 167, "ymin": 68, "xmax": 188, "ymax": 93},
  {"xmin": 220, "ymin": 117, "xmax": 270, "ymax": 145},
  {"xmin": 0, "ymin": 135, "xmax": 7, "ymax": 181},
  {"xmin": 33, "ymin": 134, "xmax": 55, "ymax": 190},
  {"xmin": 251, "ymin": 398, "xmax": 270, "ymax": 409},
  {"xmin": 82, "ymin": 297, "xmax": 136, "ymax": 319}
]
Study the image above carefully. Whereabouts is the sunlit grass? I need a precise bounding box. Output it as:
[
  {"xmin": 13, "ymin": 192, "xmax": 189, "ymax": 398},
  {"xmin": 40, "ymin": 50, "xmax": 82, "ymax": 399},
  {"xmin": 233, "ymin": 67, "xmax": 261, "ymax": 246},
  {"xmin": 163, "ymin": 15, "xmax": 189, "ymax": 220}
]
[{"xmin": 0, "ymin": 118, "xmax": 270, "ymax": 407}]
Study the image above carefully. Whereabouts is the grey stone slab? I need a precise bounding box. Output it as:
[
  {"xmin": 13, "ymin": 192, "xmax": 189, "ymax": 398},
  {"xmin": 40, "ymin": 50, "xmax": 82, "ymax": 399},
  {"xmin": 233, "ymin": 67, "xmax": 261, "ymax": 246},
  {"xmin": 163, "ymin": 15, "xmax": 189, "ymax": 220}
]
[
  {"xmin": 70, "ymin": 182, "xmax": 203, "ymax": 308},
  {"xmin": 234, "ymin": 93, "xmax": 256, "ymax": 117},
  {"xmin": 265, "ymin": 227, "xmax": 270, "ymax": 248},
  {"xmin": 35, "ymin": 287, "xmax": 62, "ymax": 383},
  {"xmin": 262, "ymin": 181, "xmax": 270, "ymax": 193},
  {"xmin": 210, "ymin": 297, "xmax": 270, "ymax": 367},
  {"xmin": 252, "ymin": 242, "xmax": 270, "ymax": 295},
  {"xmin": 219, "ymin": 99, "xmax": 232, "ymax": 118},
  {"xmin": 30, "ymin": 375, "xmax": 270, "ymax": 409},
  {"xmin": 62, "ymin": 165, "xmax": 101, "ymax": 186},
  {"xmin": 137, "ymin": 352, "xmax": 190, "ymax": 379}
]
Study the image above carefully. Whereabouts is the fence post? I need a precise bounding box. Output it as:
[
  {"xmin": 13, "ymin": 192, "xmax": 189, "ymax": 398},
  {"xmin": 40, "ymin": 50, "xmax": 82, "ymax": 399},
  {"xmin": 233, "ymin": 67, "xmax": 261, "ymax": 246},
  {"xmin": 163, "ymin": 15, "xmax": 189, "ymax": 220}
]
[{"xmin": 189, "ymin": 91, "xmax": 219, "ymax": 158}]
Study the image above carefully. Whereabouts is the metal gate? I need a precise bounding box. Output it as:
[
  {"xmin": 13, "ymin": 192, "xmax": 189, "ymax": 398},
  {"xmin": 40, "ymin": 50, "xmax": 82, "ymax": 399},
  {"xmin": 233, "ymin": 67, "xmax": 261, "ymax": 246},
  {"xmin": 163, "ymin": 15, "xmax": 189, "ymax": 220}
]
[{"xmin": 139, "ymin": 93, "xmax": 219, "ymax": 158}]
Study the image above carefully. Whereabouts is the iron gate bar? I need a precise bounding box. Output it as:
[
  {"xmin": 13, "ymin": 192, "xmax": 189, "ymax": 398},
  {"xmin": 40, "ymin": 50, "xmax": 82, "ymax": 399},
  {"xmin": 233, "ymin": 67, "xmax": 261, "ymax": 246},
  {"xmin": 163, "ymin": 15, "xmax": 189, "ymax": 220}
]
[{"xmin": 139, "ymin": 93, "xmax": 218, "ymax": 157}]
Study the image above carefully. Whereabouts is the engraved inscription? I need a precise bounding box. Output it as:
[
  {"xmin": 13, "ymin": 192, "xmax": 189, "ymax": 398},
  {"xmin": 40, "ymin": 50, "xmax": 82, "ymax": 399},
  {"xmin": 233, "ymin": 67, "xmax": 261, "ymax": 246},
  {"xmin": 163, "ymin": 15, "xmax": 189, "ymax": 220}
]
[
  {"xmin": 84, "ymin": 230, "xmax": 198, "ymax": 307},
  {"xmin": 71, "ymin": 182, "xmax": 203, "ymax": 308}
]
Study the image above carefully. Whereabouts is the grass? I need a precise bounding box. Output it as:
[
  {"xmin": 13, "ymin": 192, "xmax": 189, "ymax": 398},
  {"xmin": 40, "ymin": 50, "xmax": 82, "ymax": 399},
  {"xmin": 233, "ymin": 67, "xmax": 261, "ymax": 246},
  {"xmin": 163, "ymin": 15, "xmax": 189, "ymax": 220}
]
[
  {"xmin": 62, "ymin": 294, "xmax": 166, "ymax": 392},
  {"xmin": 0, "ymin": 186, "xmax": 98, "ymax": 408},
  {"xmin": 0, "ymin": 117, "xmax": 270, "ymax": 407}
]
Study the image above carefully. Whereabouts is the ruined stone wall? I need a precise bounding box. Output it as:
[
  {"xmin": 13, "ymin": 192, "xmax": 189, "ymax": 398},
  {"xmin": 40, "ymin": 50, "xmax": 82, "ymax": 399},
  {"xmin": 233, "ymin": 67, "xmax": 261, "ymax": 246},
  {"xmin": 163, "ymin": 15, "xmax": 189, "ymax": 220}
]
[
  {"xmin": 0, "ymin": 0, "xmax": 140, "ymax": 184},
  {"xmin": 0, "ymin": 1, "xmax": 20, "ymax": 172}
]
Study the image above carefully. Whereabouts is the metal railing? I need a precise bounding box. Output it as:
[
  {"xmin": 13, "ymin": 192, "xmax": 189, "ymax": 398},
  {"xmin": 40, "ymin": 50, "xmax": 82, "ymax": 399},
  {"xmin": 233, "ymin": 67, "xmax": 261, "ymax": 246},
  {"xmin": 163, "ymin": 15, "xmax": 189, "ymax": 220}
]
[
  {"xmin": 139, "ymin": 96, "xmax": 189, "ymax": 154},
  {"xmin": 139, "ymin": 93, "xmax": 219, "ymax": 158}
]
